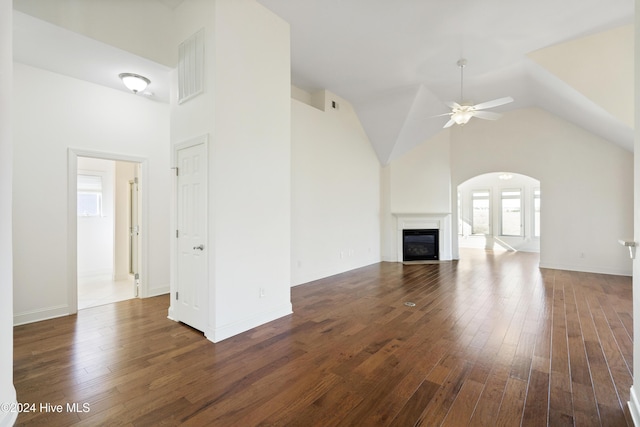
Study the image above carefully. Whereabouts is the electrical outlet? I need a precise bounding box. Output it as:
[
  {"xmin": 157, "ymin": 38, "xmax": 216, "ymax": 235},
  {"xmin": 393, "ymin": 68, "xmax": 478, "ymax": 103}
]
[{"xmin": 259, "ymin": 287, "xmax": 265, "ymax": 298}]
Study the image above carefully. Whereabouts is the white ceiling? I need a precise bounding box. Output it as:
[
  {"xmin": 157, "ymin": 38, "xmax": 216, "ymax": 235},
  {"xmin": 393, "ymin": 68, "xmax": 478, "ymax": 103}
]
[
  {"xmin": 12, "ymin": 1, "xmax": 635, "ymax": 164},
  {"xmin": 257, "ymin": 0, "xmax": 634, "ymax": 163},
  {"xmin": 13, "ymin": 10, "xmax": 172, "ymax": 103}
]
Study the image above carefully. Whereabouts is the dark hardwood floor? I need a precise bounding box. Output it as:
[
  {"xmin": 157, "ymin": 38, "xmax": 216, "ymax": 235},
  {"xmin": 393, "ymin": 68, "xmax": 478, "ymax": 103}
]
[{"xmin": 14, "ymin": 249, "xmax": 633, "ymax": 426}]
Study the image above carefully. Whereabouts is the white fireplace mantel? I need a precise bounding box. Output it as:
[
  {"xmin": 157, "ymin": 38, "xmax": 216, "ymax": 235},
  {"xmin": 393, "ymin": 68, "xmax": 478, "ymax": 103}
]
[{"xmin": 393, "ymin": 213, "xmax": 452, "ymax": 262}]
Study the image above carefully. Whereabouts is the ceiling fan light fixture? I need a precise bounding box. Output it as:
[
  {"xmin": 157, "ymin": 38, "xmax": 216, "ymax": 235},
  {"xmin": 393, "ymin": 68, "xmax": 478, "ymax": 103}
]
[
  {"xmin": 119, "ymin": 73, "xmax": 150, "ymax": 94},
  {"xmin": 438, "ymin": 59, "xmax": 514, "ymax": 129},
  {"xmin": 452, "ymin": 110, "xmax": 473, "ymax": 125}
]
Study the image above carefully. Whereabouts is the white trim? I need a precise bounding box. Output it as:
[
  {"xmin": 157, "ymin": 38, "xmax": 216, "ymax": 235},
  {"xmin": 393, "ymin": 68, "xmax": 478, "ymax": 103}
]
[
  {"xmin": 167, "ymin": 306, "xmax": 177, "ymax": 322},
  {"xmin": 629, "ymin": 386, "xmax": 640, "ymax": 426},
  {"xmin": 68, "ymin": 148, "xmax": 149, "ymax": 315},
  {"xmin": 207, "ymin": 304, "xmax": 293, "ymax": 343},
  {"xmin": 13, "ymin": 304, "xmax": 70, "ymax": 326},
  {"xmin": 538, "ymin": 262, "xmax": 632, "ymax": 277}
]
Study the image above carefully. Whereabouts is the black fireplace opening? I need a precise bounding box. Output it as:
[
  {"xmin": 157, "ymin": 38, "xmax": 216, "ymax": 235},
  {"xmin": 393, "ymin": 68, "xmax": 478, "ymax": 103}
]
[{"xmin": 403, "ymin": 229, "xmax": 439, "ymax": 261}]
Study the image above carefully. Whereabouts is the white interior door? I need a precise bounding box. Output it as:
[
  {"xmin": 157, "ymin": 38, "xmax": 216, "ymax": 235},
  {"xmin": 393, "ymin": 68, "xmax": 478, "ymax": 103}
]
[{"xmin": 176, "ymin": 141, "xmax": 207, "ymax": 331}]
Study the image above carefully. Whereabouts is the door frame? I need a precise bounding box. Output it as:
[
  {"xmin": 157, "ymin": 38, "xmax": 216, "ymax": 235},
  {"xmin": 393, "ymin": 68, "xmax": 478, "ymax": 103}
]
[
  {"xmin": 67, "ymin": 148, "xmax": 148, "ymax": 313},
  {"xmin": 168, "ymin": 134, "xmax": 209, "ymax": 329}
]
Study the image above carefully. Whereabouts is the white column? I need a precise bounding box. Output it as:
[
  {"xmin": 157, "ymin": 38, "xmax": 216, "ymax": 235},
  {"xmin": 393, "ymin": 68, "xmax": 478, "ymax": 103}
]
[{"xmin": 0, "ymin": 0, "xmax": 18, "ymax": 426}]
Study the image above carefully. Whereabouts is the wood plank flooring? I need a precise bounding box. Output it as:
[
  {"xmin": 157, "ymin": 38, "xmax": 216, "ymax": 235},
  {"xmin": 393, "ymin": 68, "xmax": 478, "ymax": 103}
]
[{"xmin": 13, "ymin": 249, "xmax": 633, "ymax": 426}]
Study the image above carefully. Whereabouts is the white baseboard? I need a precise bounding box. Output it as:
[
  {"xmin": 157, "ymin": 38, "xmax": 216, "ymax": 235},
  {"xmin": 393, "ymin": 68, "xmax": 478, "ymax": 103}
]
[
  {"xmin": 629, "ymin": 386, "xmax": 640, "ymax": 426},
  {"xmin": 538, "ymin": 262, "xmax": 632, "ymax": 277},
  {"xmin": 207, "ymin": 303, "xmax": 293, "ymax": 343},
  {"xmin": 167, "ymin": 305, "xmax": 176, "ymax": 321},
  {"xmin": 13, "ymin": 304, "xmax": 70, "ymax": 326}
]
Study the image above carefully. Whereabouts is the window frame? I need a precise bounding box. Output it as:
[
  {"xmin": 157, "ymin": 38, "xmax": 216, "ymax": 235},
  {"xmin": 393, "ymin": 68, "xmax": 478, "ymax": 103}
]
[
  {"xmin": 532, "ymin": 187, "xmax": 541, "ymax": 238},
  {"xmin": 457, "ymin": 191, "xmax": 463, "ymax": 235}
]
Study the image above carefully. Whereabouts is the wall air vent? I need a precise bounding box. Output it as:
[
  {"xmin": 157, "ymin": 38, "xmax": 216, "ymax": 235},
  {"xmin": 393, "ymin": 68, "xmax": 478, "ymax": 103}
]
[{"xmin": 178, "ymin": 28, "xmax": 205, "ymax": 104}]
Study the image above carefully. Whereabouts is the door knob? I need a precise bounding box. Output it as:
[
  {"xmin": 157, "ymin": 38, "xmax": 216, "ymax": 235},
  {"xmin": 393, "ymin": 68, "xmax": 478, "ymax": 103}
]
[{"xmin": 193, "ymin": 244, "xmax": 204, "ymax": 250}]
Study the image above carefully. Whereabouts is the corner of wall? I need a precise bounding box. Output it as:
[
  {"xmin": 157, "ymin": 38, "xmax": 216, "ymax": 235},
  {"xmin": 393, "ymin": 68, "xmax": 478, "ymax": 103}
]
[{"xmin": 207, "ymin": 303, "xmax": 293, "ymax": 343}]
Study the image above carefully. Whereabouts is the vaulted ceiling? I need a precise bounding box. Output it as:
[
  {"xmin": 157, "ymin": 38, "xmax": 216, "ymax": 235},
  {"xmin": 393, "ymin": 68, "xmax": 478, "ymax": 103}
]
[
  {"xmin": 257, "ymin": 0, "xmax": 634, "ymax": 163},
  {"xmin": 13, "ymin": 0, "xmax": 634, "ymax": 165}
]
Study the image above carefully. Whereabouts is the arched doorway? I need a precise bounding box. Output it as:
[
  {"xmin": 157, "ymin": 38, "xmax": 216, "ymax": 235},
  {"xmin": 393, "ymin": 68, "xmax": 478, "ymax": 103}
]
[{"xmin": 457, "ymin": 172, "xmax": 540, "ymax": 253}]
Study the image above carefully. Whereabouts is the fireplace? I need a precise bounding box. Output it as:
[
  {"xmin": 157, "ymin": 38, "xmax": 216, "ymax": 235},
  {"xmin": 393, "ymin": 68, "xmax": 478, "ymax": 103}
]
[
  {"xmin": 403, "ymin": 229, "xmax": 439, "ymax": 261},
  {"xmin": 393, "ymin": 213, "xmax": 451, "ymax": 262}
]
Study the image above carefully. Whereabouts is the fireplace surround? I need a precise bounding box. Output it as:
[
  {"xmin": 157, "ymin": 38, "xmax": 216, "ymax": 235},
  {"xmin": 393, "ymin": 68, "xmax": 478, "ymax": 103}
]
[{"xmin": 393, "ymin": 213, "xmax": 452, "ymax": 262}]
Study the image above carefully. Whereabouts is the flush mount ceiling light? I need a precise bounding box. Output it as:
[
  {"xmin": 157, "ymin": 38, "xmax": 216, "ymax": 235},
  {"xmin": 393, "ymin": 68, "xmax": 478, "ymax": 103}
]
[{"xmin": 118, "ymin": 73, "xmax": 150, "ymax": 94}]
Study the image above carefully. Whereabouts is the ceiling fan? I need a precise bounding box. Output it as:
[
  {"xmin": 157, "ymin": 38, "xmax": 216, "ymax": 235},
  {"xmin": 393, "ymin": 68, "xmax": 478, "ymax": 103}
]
[{"xmin": 437, "ymin": 59, "xmax": 514, "ymax": 128}]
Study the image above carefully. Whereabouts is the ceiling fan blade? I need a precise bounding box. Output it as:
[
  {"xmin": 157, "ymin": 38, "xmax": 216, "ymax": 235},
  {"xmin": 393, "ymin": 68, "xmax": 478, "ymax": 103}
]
[
  {"xmin": 473, "ymin": 111, "xmax": 502, "ymax": 120},
  {"xmin": 445, "ymin": 101, "xmax": 461, "ymax": 110},
  {"xmin": 471, "ymin": 96, "xmax": 514, "ymax": 110},
  {"xmin": 430, "ymin": 112, "xmax": 453, "ymax": 118},
  {"xmin": 443, "ymin": 118, "xmax": 456, "ymax": 128}
]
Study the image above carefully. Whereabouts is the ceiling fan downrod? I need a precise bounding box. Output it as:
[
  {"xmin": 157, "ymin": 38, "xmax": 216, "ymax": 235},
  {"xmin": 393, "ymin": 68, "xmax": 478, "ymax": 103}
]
[{"xmin": 457, "ymin": 58, "xmax": 467, "ymax": 101}]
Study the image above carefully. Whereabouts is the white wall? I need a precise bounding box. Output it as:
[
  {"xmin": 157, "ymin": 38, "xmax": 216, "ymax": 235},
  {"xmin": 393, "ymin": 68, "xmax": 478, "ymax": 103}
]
[
  {"xmin": 170, "ymin": 0, "xmax": 292, "ymax": 342},
  {"xmin": 0, "ymin": 0, "xmax": 17, "ymax": 424},
  {"xmin": 389, "ymin": 130, "xmax": 451, "ymax": 214},
  {"xmin": 13, "ymin": 63, "xmax": 171, "ymax": 324},
  {"xmin": 291, "ymin": 90, "xmax": 381, "ymax": 286}
]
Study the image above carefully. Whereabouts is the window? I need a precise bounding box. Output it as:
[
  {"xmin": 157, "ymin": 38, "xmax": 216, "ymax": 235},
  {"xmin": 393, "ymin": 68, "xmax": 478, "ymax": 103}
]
[
  {"xmin": 472, "ymin": 190, "xmax": 490, "ymax": 235},
  {"xmin": 77, "ymin": 174, "xmax": 103, "ymax": 217},
  {"xmin": 501, "ymin": 189, "xmax": 522, "ymax": 236},
  {"xmin": 533, "ymin": 188, "xmax": 541, "ymax": 237}
]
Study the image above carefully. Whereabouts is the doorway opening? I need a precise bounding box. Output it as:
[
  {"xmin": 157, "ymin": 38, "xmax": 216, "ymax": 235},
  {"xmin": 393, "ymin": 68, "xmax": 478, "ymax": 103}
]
[
  {"xmin": 457, "ymin": 172, "xmax": 541, "ymax": 253},
  {"xmin": 76, "ymin": 156, "xmax": 142, "ymax": 309}
]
